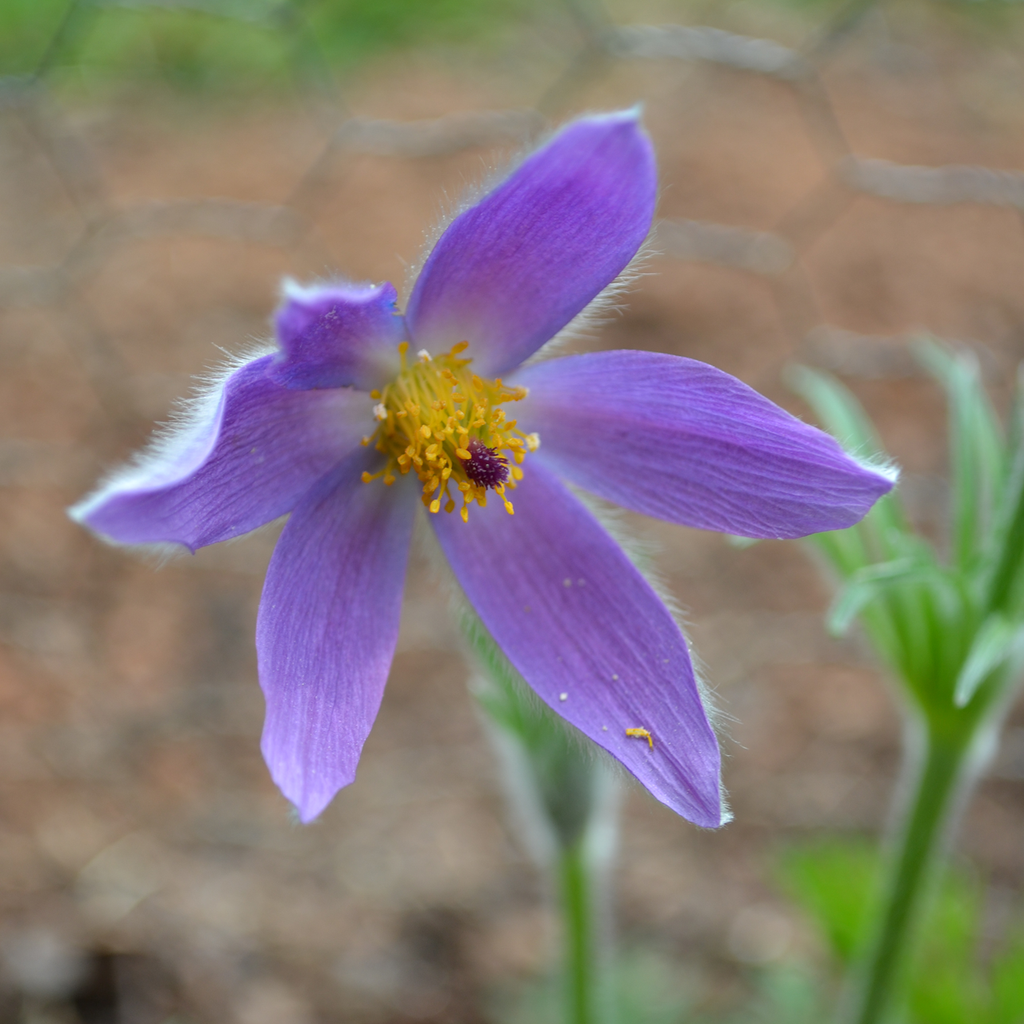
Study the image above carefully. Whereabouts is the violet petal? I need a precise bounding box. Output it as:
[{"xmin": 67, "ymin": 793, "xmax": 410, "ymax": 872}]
[
  {"xmin": 270, "ymin": 279, "xmax": 406, "ymax": 391},
  {"xmin": 514, "ymin": 351, "xmax": 895, "ymax": 539},
  {"xmin": 72, "ymin": 355, "xmax": 372, "ymax": 552},
  {"xmin": 431, "ymin": 461, "xmax": 722, "ymax": 827},
  {"xmin": 257, "ymin": 452, "xmax": 416, "ymax": 823},
  {"xmin": 406, "ymin": 111, "xmax": 656, "ymax": 377}
]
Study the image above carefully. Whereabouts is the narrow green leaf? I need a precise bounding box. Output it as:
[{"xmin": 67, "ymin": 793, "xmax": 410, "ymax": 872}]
[
  {"xmin": 827, "ymin": 558, "xmax": 932, "ymax": 636},
  {"xmin": 987, "ymin": 395, "xmax": 1024, "ymax": 616},
  {"xmin": 810, "ymin": 526, "xmax": 869, "ymax": 578},
  {"xmin": 990, "ymin": 928, "xmax": 1024, "ymax": 1024},
  {"xmin": 915, "ymin": 338, "xmax": 1005, "ymax": 569},
  {"xmin": 787, "ymin": 365, "xmax": 908, "ymax": 542},
  {"xmin": 1006, "ymin": 363, "xmax": 1024, "ymax": 460},
  {"xmin": 953, "ymin": 613, "xmax": 1020, "ymax": 707},
  {"xmin": 787, "ymin": 364, "xmax": 886, "ymax": 459}
]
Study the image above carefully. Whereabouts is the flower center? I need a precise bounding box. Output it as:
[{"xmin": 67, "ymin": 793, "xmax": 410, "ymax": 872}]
[{"xmin": 361, "ymin": 341, "xmax": 539, "ymax": 521}]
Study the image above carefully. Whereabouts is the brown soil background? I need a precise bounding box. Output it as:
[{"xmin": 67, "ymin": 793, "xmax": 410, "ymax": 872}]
[{"xmin": 3, "ymin": 6, "xmax": 1024, "ymax": 1022}]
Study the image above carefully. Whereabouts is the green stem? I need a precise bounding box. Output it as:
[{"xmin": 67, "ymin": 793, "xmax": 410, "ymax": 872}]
[
  {"xmin": 841, "ymin": 719, "xmax": 975, "ymax": 1024},
  {"xmin": 558, "ymin": 838, "xmax": 597, "ymax": 1024}
]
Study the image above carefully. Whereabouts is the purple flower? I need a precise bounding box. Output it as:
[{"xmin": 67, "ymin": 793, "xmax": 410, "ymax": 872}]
[{"xmin": 71, "ymin": 111, "xmax": 894, "ymax": 828}]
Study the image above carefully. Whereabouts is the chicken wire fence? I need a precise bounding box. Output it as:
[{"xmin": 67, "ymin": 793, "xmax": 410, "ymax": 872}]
[
  {"xmin": 5, "ymin": 0, "xmax": 1024, "ymax": 421},
  {"xmin": 2, "ymin": 0, "xmax": 1024, "ymax": 1018}
]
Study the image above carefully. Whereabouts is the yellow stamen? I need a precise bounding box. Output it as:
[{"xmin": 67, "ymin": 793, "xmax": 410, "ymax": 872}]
[{"xmin": 360, "ymin": 341, "xmax": 535, "ymax": 520}]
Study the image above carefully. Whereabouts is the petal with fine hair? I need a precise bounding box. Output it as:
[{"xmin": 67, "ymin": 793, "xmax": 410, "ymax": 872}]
[
  {"xmin": 257, "ymin": 452, "xmax": 416, "ymax": 823},
  {"xmin": 514, "ymin": 351, "xmax": 895, "ymax": 539},
  {"xmin": 71, "ymin": 355, "xmax": 372, "ymax": 552},
  {"xmin": 269, "ymin": 279, "xmax": 406, "ymax": 391},
  {"xmin": 431, "ymin": 461, "xmax": 723, "ymax": 827},
  {"xmin": 406, "ymin": 110, "xmax": 656, "ymax": 377}
]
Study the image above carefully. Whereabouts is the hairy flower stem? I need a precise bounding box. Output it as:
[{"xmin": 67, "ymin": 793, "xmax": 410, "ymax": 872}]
[
  {"xmin": 841, "ymin": 716, "xmax": 979, "ymax": 1024},
  {"xmin": 559, "ymin": 838, "xmax": 598, "ymax": 1024}
]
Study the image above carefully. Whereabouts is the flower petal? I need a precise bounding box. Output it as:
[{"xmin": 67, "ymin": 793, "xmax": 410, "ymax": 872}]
[
  {"xmin": 257, "ymin": 453, "xmax": 416, "ymax": 823},
  {"xmin": 514, "ymin": 351, "xmax": 895, "ymax": 539},
  {"xmin": 431, "ymin": 461, "xmax": 722, "ymax": 827},
  {"xmin": 269, "ymin": 279, "xmax": 406, "ymax": 391},
  {"xmin": 71, "ymin": 355, "xmax": 373, "ymax": 552},
  {"xmin": 406, "ymin": 110, "xmax": 656, "ymax": 377}
]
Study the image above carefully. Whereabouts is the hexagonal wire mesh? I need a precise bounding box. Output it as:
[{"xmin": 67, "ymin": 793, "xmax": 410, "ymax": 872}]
[{"xmin": 2, "ymin": 0, "xmax": 1024, "ymax": 1021}]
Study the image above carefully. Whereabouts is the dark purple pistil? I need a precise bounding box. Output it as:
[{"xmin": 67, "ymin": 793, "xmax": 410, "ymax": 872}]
[{"xmin": 461, "ymin": 438, "xmax": 509, "ymax": 488}]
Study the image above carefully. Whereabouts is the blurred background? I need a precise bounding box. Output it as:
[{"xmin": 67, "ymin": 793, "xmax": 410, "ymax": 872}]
[{"xmin": 3, "ymin": 0, "xmax": 1024, "ymax": 1021}]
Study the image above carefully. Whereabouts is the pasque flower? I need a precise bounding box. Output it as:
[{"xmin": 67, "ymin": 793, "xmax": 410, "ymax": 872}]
[{"xmin": 72, "ymin": 111, "xmax": 893, "ymax": 828}]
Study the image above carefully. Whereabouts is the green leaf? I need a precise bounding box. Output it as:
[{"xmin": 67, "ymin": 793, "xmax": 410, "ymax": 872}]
[
  {"xmin": 827, "ymin": 558, "xmax": 943, "ymax": 636},
  {"xmin": 774, "ymin": 839, "xmax": 877, "ymax": 964},
  {"xmin": 787, "ymin": 365, "xmax": 907, "ymax": 544},
  {"xmin": 953, "ymin": 613, "xmax": 1020, "ymax": 707},
  {"xmin": 990, "ymin": 927, "xmax": 1024, "ymax": 1024},
  {"xmin": 907, "ymin": 869, "xmax": 988, "ymax": 1024},
  {"xmin": 809, "ymin": 521, "xmax": 872, "ymax": 578},
  {"xmin": 915, "ymin": 339, "xmax": 1005, "ymax": 570},
  {"xmin": 985, "ymin": 434, "xmax": 1024, "ymax": 618},
  {"xmin": 786, "ymin": 365, "xmax": 886, "ymax": 459},
  {"xmin": 1006, "ymin": 364, "xmax": 1024, "ymax": 461}
]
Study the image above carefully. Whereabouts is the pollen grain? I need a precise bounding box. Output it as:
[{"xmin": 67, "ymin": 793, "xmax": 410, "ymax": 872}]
[{"xmin": 625, "ymin": 727, "xmax": 654, "ymax": 750}]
